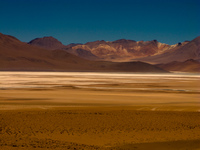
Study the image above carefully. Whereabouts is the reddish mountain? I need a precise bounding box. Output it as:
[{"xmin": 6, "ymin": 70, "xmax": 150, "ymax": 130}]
[
  {"xmin": 28, "ymin": 37, "xmax": 98, "ymax": 60},
  {"xmin": 157, "ymin": 59, "xmax": 200, "ymax": 73},
  {"xmin": 0, "ymin": 33, "xmax": 90, "ymax": 71},
  {"xmin": 0, "ymin": 33, "xmax": 167, "ymax": 73},
  {"xmin": 28, "ymin": 36, "xmax": 66, "ymax": 50}
]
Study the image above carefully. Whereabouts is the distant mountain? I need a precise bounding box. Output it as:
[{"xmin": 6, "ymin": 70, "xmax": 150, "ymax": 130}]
[
  {"xmin": 28, "ymin": 36, "xmax": 66, "ymax": 50},
  {"xmin": 133, "ymin": 36, "xmax": 200, "ymax": 64},
  {"xmin": 66, "ymin": 39, "xmax": 185, "ymax": 61},
  {"xmin": 0, "ymin": 33, "xmax": 167, "ymax": 73},
  {"xmin": 157, "ymin": 59, "xmax": 200, "ymax": 72},
  {"xmin": 28, "ymin": 36, "xmax": 194, "ymax": 64}
]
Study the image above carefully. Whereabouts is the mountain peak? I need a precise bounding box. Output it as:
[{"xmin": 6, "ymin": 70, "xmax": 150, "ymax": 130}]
[
  {"xmin": 41, "ymin": 36, "xmax": 56, "ymax": 39},
  {"xmin": 28, "ymin": 36, "xmax": 65, "ymax": 50},
  {"xmin": 152, "ymin": 39, "xmax": 158, "ymax": 43}
]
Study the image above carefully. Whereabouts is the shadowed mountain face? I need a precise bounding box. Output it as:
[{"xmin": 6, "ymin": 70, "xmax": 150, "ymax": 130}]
[
  {"xmin": 0, "ymin": 33, "xmax": 167, "ymax": 73},
  {"xmin": 65, "ymin": 48, "xmax": 99, "ymax": 60},
  {"xmin": 157, "ymin": 59, "xmax": 200, "ymax": 72},
  {"xmin": 28, "ymin": 36, "xmax": 66, "ymax": 50}
]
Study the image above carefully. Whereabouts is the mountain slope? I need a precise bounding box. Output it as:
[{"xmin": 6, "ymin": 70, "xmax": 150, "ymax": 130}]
[{"xmin": 157, "ymin": 59, "xmax": 200, "ymax": 72}]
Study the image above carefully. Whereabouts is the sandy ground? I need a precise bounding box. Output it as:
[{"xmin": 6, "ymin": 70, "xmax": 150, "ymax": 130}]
[{"xmin": 0, "ymin": 72, "xmax": 200, "ymax": 149}]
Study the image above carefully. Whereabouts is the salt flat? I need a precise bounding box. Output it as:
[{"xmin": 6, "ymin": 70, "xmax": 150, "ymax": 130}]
[{"xmin": 0, "ymin": 72, "xmax": 199, "ymax": 111}]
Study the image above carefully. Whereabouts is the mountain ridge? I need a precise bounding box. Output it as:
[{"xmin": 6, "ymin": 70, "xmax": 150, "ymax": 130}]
[
  {"xmin": 68, "ymin": 39, "xmax": 182, "ymax": 61},
  {"xmin": 27, "ymin": 36, "xmax": 191, "ymax": 62}
]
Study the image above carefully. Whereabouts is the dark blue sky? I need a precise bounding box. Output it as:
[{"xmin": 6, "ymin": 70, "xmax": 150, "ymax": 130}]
[{"xmin": 0, "ymin": 0, "xmax": 199, "ymax": 45}]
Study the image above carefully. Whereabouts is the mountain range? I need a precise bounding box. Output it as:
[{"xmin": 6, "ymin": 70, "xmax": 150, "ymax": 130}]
[
  {"xmin": 0, "ymin": 32, "xmax": 199, "ymax": 72},
  {"xmin": 0, "ymin": 33, "xmax": 166, "ymax": 72}
]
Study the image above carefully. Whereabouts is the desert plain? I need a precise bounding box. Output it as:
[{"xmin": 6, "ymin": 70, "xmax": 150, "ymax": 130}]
[{"xmin": 0, "ymin": 72, "xmax": 200, "ymax": 150}]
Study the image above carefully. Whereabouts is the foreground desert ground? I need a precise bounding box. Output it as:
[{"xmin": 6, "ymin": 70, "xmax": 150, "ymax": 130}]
[{"xmin": 0, "ymin": 72, "xmax": 200, "ymax": 150}]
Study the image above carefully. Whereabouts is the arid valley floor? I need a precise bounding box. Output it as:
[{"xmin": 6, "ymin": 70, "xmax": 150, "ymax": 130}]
[{"xmin": 0, "ymin": 72, "xmax": 200, "ymax": 150}]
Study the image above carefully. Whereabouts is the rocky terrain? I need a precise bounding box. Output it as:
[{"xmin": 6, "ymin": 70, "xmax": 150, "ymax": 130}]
[
  {"xmin": 1, "ymin": 109, "xmax": 199, "ymax": 150},
  {"xmin": 66, "ymin": 39, "xmax": 183, "ymax": 61}
]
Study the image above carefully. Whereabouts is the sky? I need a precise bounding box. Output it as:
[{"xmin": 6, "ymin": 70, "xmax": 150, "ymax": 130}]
[{"xmin": 0, "ymin": 0, "xmax": 199, "ymax": 45}]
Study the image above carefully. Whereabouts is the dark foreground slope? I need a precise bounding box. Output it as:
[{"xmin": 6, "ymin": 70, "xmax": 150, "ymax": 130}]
[
  {"xmin": 157, "ymin": 59, "xmax": 200, "ymax": 72},
  {"xmin": 0, "ymin": 33, "xmax": 167, "ymax": 72}
]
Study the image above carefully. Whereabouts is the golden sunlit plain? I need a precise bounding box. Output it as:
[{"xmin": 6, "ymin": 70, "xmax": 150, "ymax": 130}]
[{"xmin": 0, "ymin": 72, "xmax": 199, "ymax": 149}]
